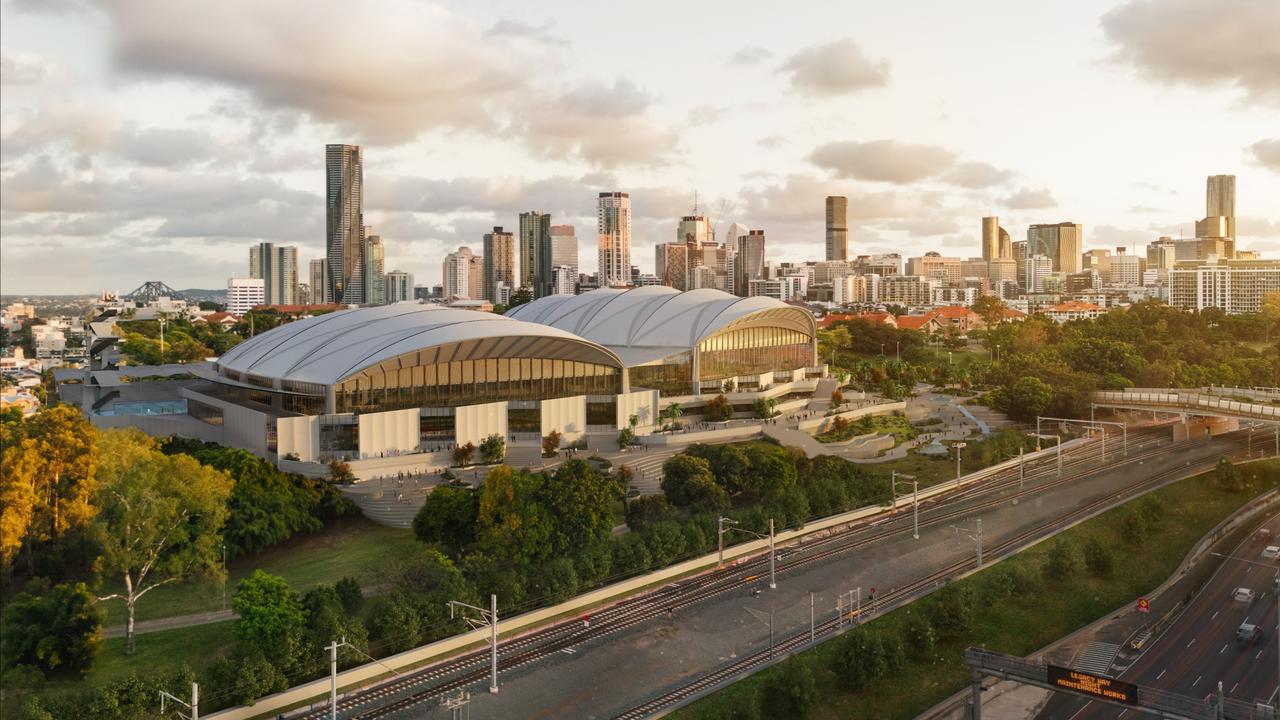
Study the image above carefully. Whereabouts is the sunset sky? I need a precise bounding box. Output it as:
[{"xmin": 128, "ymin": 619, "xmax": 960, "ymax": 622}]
[{"xmin": 2, "ymin": 0, "xmax": 1277, "ymax": 294}]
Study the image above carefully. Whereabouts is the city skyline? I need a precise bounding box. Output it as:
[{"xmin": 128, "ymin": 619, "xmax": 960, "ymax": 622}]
[{"xmin": 2, "ymin": 0, "xmax": 1279, "ymax": 294}]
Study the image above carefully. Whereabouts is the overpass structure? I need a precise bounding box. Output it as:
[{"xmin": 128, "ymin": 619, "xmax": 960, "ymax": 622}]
[{"xmin": 1092, "ymin": 388, "xmax": 1280, "ymax": 443}]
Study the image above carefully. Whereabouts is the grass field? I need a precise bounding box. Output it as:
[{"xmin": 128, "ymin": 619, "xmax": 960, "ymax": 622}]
[
  {"xmin": 672, "ymin": 457, "xmax": 1280, "ymax": 720},
  {"xmin": 97, "ymin": 517, "xmax": 418, "ymax": 627}
]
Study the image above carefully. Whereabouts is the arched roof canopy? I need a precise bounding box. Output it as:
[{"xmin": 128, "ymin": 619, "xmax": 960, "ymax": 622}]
[
  {"xmin": 507, "ymin": 287, "xmax": 816, "ymax": 366},
  {"xmin": 215, "ymin": 304, "xmax": 624, "ymax": 389}
]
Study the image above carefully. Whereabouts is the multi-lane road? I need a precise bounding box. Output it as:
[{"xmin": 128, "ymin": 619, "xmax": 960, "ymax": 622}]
[
  {"xmin": 295, "ymin": 426, "xmax": 1258, "ymax": 720},
  {"xmin": 1043, "ymin": 514, "xmax": 1280, "ymax": 720}
]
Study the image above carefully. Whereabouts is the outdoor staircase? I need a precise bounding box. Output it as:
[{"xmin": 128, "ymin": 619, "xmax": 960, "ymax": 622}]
[{"xmin": 1073, "ymin": 641, "xmax": 1121, "ymax": 676}]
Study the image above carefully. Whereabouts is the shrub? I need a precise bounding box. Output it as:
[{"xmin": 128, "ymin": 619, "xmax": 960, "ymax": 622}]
[
  {"xmin": 1120, "ymin": 508, "xmax": 1147, "ymax": 544},
  {"xmin": 453, "ymin": 442, "xmax": 476, "ymax": 467},
  {"xmin": 542, "ymin": 430, "xmax": 561, "ymax": 457},
  {"xmin": 704, "ymin": 394, "xmax": 734, "ymax": 422},
  {"xmin": 900, "ymin": 610, "xmax": 936, "ymax": 658},
  {"xmin": 927, "ymin": 583, "xmax": 977, "ymax": 639},
  {"xmin": 0, "ymin": 581, "xmax": 103, "ymax": 676},
  {"xmin": 761, "ymin": 659, "xmax": 817, "ymax": 718},
  {"xmin": 479, "ymin": 434, "xmax": 506, "ymax": 464},
  {"xmin": 830, "ymin": 390, "xmax": 844, "ymax": 407}
]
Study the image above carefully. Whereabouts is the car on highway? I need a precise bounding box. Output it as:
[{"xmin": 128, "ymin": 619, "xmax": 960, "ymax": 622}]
[
  {"xmin": 1233, "ymin": 587, "xmax": 1257, "ymax": 603},
  {"xmin": 1237, "ymin": 623, "xmax": 1262, "ymax": 645},
  {"xmin": 1262, "ymin": 545, "xmax": 1280, "ymax": 561}
]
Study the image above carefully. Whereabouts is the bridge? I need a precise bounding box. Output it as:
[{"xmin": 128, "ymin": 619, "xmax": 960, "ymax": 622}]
[{"xmin": 1092, "ymin": 387, "xmax": 1280, "ymax": 444}]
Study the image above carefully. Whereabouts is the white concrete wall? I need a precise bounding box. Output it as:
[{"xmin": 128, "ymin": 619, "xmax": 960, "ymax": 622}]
[
  {"xmin": 540, "ymin": 396, "xmax": 587, "ymax": 443},
  {"xmin": 276, "ymin": 416, "xmax": 319, "ymax": 462},
  {"xmin": 181, "ymin": 389, "xmax": 270, "ymax": 457},
  {"xmin": 799, "ymin": 401, "xmax": 907, "ymax": 434},
  {"xmin": 455, "ymin": 401, "xmax": 508, "ymax": 446},
  {"xmin": 358, "ymin": 407, "xmax": 420, "ymax": 457},
  {"xmin": 616, "ymin": 388, "xmax": 659, "ymax": 434}
]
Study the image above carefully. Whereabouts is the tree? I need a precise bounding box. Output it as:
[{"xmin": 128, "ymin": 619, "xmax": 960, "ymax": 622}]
[
  {"xmin": 231, "ymin": 570, "xmax": 307, "ymax": 672},
  {"xmin": 541, "ymin": 430, "xmax": 561, "ymax": 457},
  {"xmin": 1044, "ymin": 538, "xmax": 1082, "ymax": 581},
  {"xmin": 327, "ymin": 459, "xmax": 355, "ymax": 484},
  {"xmin": 1, "ymin": 405, "xmax": 98, "ymax": 573},
  {"xmin": 971, "ymin": 295, "xmax": 1008, "ymax": 327},
  {"xmin": 476, "ymin": 466, "xmax": 554, "ymax": 564},
  {"xmin": 761, "ymin": 659, "xmax": 817, "ymax": 718},
  {"xmin": 1214, "ymin": 456, "xmax": 1244, "ymax": 492},
  {"xmin": 334, "ymin": 577, "xmax": 364, "ymax": 616},
  {"xmin": 836, "ymin": 626, "xmax": 887, "ymax": 690},
  {"xmin": 508, "ymin": 287, "xmax": 534, "ymax": 308},
  {"xmin": 928, "ymin": 583, "xmax": 978, "ymax": 639},
  {"xmin": 302, "ymin": 584, "xmax": 367, "ymax": 671},
  {"xmin": 413, "ymin": 484, "xmax": 478, "ymax": 553},
  {"xmin": 479, "ymin": 434, "xmax": 506, "ymax": 464},
  {"xmin": 617, "ymin": 427, "xmax": 636, "ymax": 448},
  {"xmin": 703, "ymin": 394, "xmax": 733, "ymax": 422},
  {"xmin": 830, "ymin": 389, "xmax": 844, "ymax": 407},
  {"xmin": 626, "ymin": 495, "xmax": 675, "ymax": 532},
  {"xmin": 665, "ymin": 402, "xmax": 685, "ymax": 427},
  {"xmin": 93, "ymin": 430, "xmax": 233, "ymax": 653},
  {"xmin": 1083, "ymin": 535, "xmax": 1114, "ymax": 576},
  {"xmin": 1006, "ymin": 376, "xmax": 1053, "ymax": 421},
  {"xmin": 540, "ymin": 459, "xmax": 618, "ymax": 556},
  {"xmin": 900, "ymin": 610, "xmax": 935, "ymax": 659},
  {"xmin": 1, "ymin": 580, "xmax": 103, "ymax": 676},
  {"xmin": 660, "ymin": 455, "xmax": 729, "ymax": 511},
  {"xmin": 453, "ymin": 441, "xmax": 476, "ymax": 467}
]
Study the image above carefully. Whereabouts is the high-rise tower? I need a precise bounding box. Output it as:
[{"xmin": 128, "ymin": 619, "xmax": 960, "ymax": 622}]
[
  {"xmin": 825, "ymin": 196, "xmax": 848, "ymax": 261},
  {"xmin": 519, "ymin": 211, "xmax": 553, "ymax": 297},
  {"xmin": 325, "ymin": 144, "xmax": 364, "ymax": 304},
  {"xmin": 483, "ymin": 226, "xmax": 516, "ymax": 302},
  {"xmin": 597, "ymin": 192, "xmax": 631, "ymax": 286},
  {"xmin": 249, "ymin": 242, "xmax": 298, "ymax": 306},
  {"xmin": 981, "ymin": 217, "xmax": 1011, "ymax": 261}
]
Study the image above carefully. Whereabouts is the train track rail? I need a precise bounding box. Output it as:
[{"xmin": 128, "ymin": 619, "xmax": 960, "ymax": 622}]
[{"xmin": 302, "ymin": 426, "xmax": 1237, "ymax": 719}]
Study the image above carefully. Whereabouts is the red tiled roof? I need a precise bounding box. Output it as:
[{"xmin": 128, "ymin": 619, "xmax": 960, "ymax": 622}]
[{"xmin": 895, "ymin": 315, "xmax": 939, "ymax": 330}]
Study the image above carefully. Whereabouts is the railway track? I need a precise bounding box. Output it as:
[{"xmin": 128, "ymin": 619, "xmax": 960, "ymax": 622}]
[
  {"xmin": 304, "ymin": 426, "xmax": 1236, "ymax": 719},
  {"xmin": 612, "ymin": 442, "xmax": 1252, "ymax": 719}
]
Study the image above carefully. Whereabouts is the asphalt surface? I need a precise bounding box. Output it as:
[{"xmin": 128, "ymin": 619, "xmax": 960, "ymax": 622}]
[
  {"xmin": 1042, "ymin": 514, "xmax": 1280, "ymax": 720},
  {"xmin": 329, "ymin": 427, "xmax": 1254, "ymax": 720}
]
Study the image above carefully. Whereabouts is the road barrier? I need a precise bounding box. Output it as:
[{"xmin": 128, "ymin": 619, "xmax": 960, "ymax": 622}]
[{"xmin": 205, "ymin": 435, "xmax": 1089, "ymax": 720}]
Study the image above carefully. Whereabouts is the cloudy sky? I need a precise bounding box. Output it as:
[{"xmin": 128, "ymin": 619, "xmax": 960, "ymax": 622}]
[{"xmin": 2, "ymin": 0, "xmax": 1278, "ymax": 294}]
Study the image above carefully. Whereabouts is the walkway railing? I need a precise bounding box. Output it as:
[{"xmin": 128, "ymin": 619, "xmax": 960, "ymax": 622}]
[{"xmin": 1092, "ymin": 390, "xmax": 1280, "ymax": 422}]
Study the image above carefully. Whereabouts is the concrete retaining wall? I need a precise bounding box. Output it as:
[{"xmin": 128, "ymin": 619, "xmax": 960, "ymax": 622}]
[{"xmin": 799, "ymin": 400, "xmax": 907, "ymax": 434}]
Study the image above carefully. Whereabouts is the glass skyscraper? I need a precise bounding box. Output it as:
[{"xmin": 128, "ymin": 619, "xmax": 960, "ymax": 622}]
[{"xmin": 326, "ymin": 144, "xmax": 363, "ymax": 304}]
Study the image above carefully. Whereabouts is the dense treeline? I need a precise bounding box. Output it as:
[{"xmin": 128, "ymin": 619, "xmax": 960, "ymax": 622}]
[{"xmin": 0, "ymin": 406, "xmax": 360, "ymax": 685}]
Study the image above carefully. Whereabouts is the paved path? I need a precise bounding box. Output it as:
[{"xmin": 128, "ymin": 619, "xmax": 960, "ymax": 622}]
[{"xmin": 104, "ymin": 609, "xmax": 235, "ymax": 639}]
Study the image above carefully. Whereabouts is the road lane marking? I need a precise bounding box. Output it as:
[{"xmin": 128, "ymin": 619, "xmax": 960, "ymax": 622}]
[
  {"xmin": 1258, "ymin": 650, "xmax": 1266, "ymax": 660},
  {"xmin": 1188, "ymin": 638, "xmax": 1196, "ymax": 648},
  {"xmin": 1232, "ymin": 682, "xmax": 1239, "ymax": 694},
  {"xmin": 1211, "ymin": 611, "xmax": 1219, "ymax": 620},
  {"xmin": 1220, "ymin": 644, "xmax": 1228, "ymax": 654},
  {"xmin": 1193, "ymin": 675, "xmax": 1202, "ymax": 687},
  {"xmin": 1157, "ymin": 669, "xmax": 1166, "ymax": 680}
]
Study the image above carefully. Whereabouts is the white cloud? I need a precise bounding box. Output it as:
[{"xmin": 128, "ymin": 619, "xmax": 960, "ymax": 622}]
[
  {"xmin": 943, "ymin": 161, "xmax": 1014, "ymax": 189},
  {"xmin": 808, "ymin": 140, "xmax": 955, "ymax": 184},
  {"xmin": 486, "ymin": 19, "xmax": 569, "ymax": 47},
  {"xmin": 729, "ymin": 46, "xmax": 773, "ymax": 66},
  {"xmin": 779, "ymin": 39, "xmax": 889, "ymax": 96},
  {"xmin": 0, "ymin": 52, "xmax": 52, "ymax": 85},
  {"xmin": 1246, "ymin": 138, "xmax": 1280, "ymax": 172},
  {"xmin": 1101, "ymin": 0, "xmax": 1280, "ymax": 103},
  {"xmin": 999, "ymin": 188, "xmax": 1057, "ymax": 210},
  {"xmin": 518, "ymin": 79, "xmax": 680, "ymax": 168}
]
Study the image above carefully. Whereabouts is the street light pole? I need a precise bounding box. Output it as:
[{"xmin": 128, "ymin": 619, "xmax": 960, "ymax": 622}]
[
  {"xmin": 327, "ymin": 638, "xmax": 352, "ymax": 720},
  {"xmin": 448, "ymin": 595, "xmax": 500, "ymax": 694},
  {"xmin": 953, "ymin": 442, "xmax": 967, "ymax": 488},
  {"xmin": 893, "ymin": 471, "xmax": 919, "ymax": 540},
  {"xmin": 1018, "ymin": 446, "xmax": 1025, "ymax": 489}
]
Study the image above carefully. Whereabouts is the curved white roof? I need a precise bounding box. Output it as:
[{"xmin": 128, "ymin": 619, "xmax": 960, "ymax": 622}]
[
  {"xmin": 506, "ymin": 287, "xmax": 815, "ymax": 366},
  {"xmin": 215, "ymin": 304, "xmax": 623, "ymax": 387}
]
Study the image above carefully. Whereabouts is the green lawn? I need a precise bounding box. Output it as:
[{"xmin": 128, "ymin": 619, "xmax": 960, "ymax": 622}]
[
  {"xmin": 815, "ymin": 414, "xmax": 918, "ymax": 445},
  {"xmin": 98, "ymin": 517, "xmax": 419, "ymax": 627},
  {"xmin": 673, "ymin": 458, "xmax": 1280, "ymax": 720}
]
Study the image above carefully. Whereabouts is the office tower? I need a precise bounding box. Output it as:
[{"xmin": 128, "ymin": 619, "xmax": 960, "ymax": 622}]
[
  {"xmin": 309, "ymin": 259, "xmax": 329, "ymax": 304},
  {"xmin": 1146, "ymin": 237, "xmax": 1177, "ymax": 280},
  {"xmin": 384, "ymin": 270, "xmax": 413, "ymax": 303},
  {"xmin": 1110, "ymin": 254, "xmax": 1141, "ymax": 286},
  {"xmin": 1025, "ymin": 255, "xmax": 1053, "ymax": 292},
  {"xmin": 1027, "ymin": 222, "xmax": 1083, "ymax": 273},
  {"xmin": 1194, "ymin": 215, "xmax": 1235, "ymax": 259},
  {"xmin": 825, "ymin": 196, "xmax": 848, "ymax": 261},
  {"xmin": 1082, "ymin": 248, "xmax": 1112, "ymax": 284},
  {"xmin": 519, "ymin": 211, "xmax": 553, "ymax": 297},
  {"xmin": 655, "ymin": 242, "xmax": 690, "ymax": 290},
  {"xmin": 227, "ymin": 277, "xmax": 265, "ymax": 315},
  {"xmin": 678, "ymin": 215, "xmax": 710, "ymax": 269},
  {"xmin": 325, "ymin": 144, "xmax": 364, "ymax": 304},
  {"xmin": 981, "ymin": 216, "xmax": 1012, "ymax": 260},
  {"xmin": 362, "ymin": 233, "xmax": 385, "ymax": 305},
  {"xmin": 550, "ymin": 224, "xmax": 579, "ymax": 279},
  {"xmin": 442, "ymin": 247, "xmax": 476, "ymax": 299},
  {"xmin": 988, "ymin": 259, "xmax": 1019, "ymax": 286},
  {"xmin": 907, "ymin": 253, "xmax": 962, "ymax": 286},
  {"xmin": 1171, "ymin": 259, "xmax": 1280, "ymax": 313},
  {"xmin": 468, "ymin": 255, "xmax": 484, "ymax": 300},
  {"xmin": 551, "ymin": 265, "xmax": 576, "ymax": 296},
  {"xmin": 483, "ymin": 227, "xmax": 516, "ymax": 302},
  {"xmin": 734, "ymin": 230, "xmax": 766, "ymax": 297},
  {"xmin": 248, "ymin": 242, "xmax": 298, "ymax": 306},
  {"xmin": 1204, "ymin": 174, "xmax": 1235, "ymax": 248},
  {"xmin": 597, "ymin": 192, "xmax": 632, "ymax": 286}
]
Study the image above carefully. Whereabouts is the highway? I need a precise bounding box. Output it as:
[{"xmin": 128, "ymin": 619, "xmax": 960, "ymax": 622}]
[
  {"xmin": 1041, "ymin": 514, "xmax": 1280, "ymax": 720},
  {"xmin": 294, "ymin": 426, "xmax": 1256, "ymax": 720}
]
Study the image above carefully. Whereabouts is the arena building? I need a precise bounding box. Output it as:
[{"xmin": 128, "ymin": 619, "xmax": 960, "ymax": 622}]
[{"xmin": 64, "ymin": 289, "xmax": 826, "ymax": 476}]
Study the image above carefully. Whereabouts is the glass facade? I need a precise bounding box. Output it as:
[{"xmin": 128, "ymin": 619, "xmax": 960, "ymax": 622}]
[
  {"xmin": 319, "ymin": 418, "xmax": 358, "ymax": 454},
  {"xmin": 629, "ymin": 351, "xmax": 693, "ymax": 396},
  {"xmin": 697, "ymin": 326, "xmax": 812, "ymax": 381},
  {"xmin": 335, "ymin": 355, "xmax": 620, "ymax": 415},
  {"xmin": 188, "ymin": 399, "xmax": 224, "ymax": 426}
]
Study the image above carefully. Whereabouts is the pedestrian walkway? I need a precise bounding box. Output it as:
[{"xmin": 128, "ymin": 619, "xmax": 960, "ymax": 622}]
[
  {"xmin": 104, "ymin": 609, "xmax": 234, "ymax": 639},
  {"xmin": 1072, "ymin": 641, "xmax": 1121, "ymax": 676}
]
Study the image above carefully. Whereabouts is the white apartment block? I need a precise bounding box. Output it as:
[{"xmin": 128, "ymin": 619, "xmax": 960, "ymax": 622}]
[
  {"xmin": 1170, "ymin": 260, "xmax": 1280, "ymax": 314},
  {"xmin": 227, "ymin": 277, "xmax": 266, "ymax": 315},
  {"xmin": 878, "ymin": 276, "xmax": 938, "ymax": 306}
]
